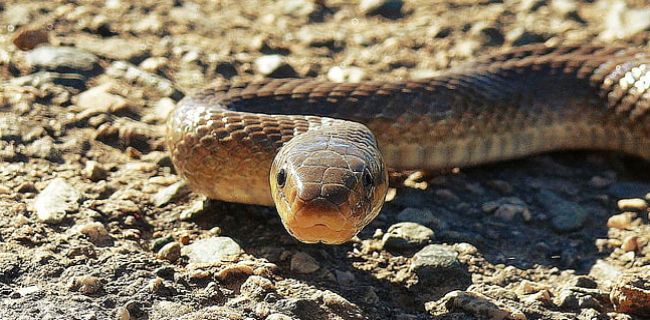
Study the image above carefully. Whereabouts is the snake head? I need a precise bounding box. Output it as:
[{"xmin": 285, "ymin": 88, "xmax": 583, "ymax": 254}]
[{"xmin": 270, "ymin": 121, "xmax": 388, "ymax": 244}]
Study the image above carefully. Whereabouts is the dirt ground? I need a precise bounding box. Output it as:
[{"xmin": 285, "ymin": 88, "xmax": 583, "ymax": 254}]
[{"xmin": 1, "ymin": 0, "xmax": 650, "ymax": 319}]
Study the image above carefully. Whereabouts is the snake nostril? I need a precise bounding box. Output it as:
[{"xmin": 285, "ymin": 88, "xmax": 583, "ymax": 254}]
[{"xmin": 277, "ymin": 169, "xmax": 287, "ymax": 187}]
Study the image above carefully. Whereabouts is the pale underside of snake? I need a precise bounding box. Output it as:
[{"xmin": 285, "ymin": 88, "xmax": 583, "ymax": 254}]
[{"xmin": 167, "ymin": 44, "xmax": 650, "ymax": 244}]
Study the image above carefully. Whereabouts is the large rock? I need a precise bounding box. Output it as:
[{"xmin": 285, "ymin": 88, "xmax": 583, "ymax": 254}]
[
  {"xmin": 182, "ymin": 237, "xmax": 243, "ymax": 263},
  {"xmin": 26, "ymin": 46, "xmax": 99, "ymax": 74},
  {"xmin": 33, "ymin": 178, "xmax": 82, "ymax": 224},
  {"xmin": 410, "ymin": 244, "xmax": 466, "ymax": 286},
  {"xmin": 536, "ymin": 190, "xmax": 588, "ymax": 233},
  {"xmin": 382, "ymin": 222, "xmax": 434, "ymax": 250}
]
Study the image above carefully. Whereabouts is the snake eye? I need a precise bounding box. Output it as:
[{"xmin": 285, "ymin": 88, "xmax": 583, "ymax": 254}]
[
  {"xmin": 277, "ymin": 169, "xmax": 287, "ymax": 188},
  {"xmin": 362, "ymin": 170, "xmax": 373, "ymax": 188}
]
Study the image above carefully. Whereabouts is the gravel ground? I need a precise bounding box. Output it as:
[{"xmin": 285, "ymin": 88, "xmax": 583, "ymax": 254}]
[{"xmin": 1, "ymin": 0, "xmax": 650, "ymax": 319}]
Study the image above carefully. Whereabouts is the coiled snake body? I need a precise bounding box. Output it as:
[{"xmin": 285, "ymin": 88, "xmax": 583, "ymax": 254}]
[{"xmin": 167, "ymin": 44, "xmax": 650, "ymax": 244}]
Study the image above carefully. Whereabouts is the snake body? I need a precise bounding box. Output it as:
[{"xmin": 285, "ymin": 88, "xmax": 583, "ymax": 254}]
[{"xmin": 167, "ymin": 44, "xmax": 650, "ymax": 244}]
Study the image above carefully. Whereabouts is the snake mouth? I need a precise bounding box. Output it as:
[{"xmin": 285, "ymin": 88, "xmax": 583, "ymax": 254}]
[
  {"xmin": 285, "ymin": 224, "xmax": 358, "ymax": 244},
  {"xmin": 280, "ymin": 198, "xmax": 359, "ymax": 244}
]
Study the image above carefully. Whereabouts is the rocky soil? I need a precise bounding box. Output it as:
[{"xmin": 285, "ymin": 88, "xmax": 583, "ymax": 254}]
[{"xmin": 1, "ymin": 0, "xmax": 650, "ymax": 319}]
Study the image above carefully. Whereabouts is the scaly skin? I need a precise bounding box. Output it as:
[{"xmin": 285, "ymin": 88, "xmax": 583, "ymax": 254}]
[{"xmin": 167, "ymin": 44, "xmax": 650, "ymax": 244}]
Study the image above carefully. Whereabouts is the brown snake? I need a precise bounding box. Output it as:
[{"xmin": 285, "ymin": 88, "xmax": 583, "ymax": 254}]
[{"xmin": 167, "ymin": 44, "xmax": 650, "ymax": 244}]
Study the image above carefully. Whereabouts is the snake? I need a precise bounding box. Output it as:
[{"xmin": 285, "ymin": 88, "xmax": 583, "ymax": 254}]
[{"xmin": 167, "ymin": 44, "xmax": 650, "ymax": 244}]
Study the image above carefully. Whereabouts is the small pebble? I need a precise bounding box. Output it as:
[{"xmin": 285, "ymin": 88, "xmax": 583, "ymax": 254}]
[
  {"xmin": 26, "ymin": 46, "xmax": 99, "ymax": 74},
  {"xmin": 551, "ymin": 0, "xmax": 578, "ymax": 16},
  {"xmin": 115, "ymin": 307, "xmax": 131, "ymax": 320},
  {"xmin": 279, "ymin": 0, "xmax": 318, "ymax": 17},
  {"xmin": 208, "ymin": 227, "xmax": 222, "ymax": 236},
  {"xmin": 12, "ymin": 27, "xmax": 49, "ymax": 50},
  {"xmin": 607, "ymin": 212, "xmax": 635, "ymax": 230},
  {"xmin": 570, "ymin": 276, "xmax": 598, "ymax": 289},
  {"xmin": 290, "ymin": 252, "xmax": 320, "ymax": 274},
  {"xmin": 78, "ymin": 221, "xmax": 111, "ymax": 243},
  {"xmin": 76, "ymin": 83, "xmax": 128, "ymax": 113},
  {"xmin": 18, "ymin": 182, "xmax": 37, "ymax": 193},
  {"xmin": 3, "ymin": 4, "xmax": 31, "ymax": 26},
  {"xmin": 508, "ymin": 28, "xmax": 546, "ymax": 46},
  {"xmin": 148, "ymin": 277, "xmax": 164, "ymax": 293},
  {"xmin": 488, "ymin": 180, "xmax": 513, "ymax": 194},
  {"xmin": 359, "ymin": 0, "xmax": 403, "ymax": 17},
  {"xmin": 435, "ymin": 189, "xmax": 459, "ymax": 202},
  {"xmin": 522, "ymin": 290, "xmax": 552, "ymax": 304},
  {"xmin": 254, "ymin": 55, "xmax": 296, "ymax": 78},
  {"xmin": 0, "ymin": 185, "xmax": 11, "ymax": 194},
  {"xmin": 621, "ymin": 236, "xmax": 638, "ymax": 252},
  {"xmin": 483, "ymin": 198, "xmax": 532, "ymax": 222},
  {"xmin": 326, "ymin": 66, "xmax": 365, "ymax": 83},
  {"xmin": 69, "ymin": 276, "xmax": 103, "ymax": 295},
  {"xmin": 157, "ymin": 242, "xmax": 181, "ymax": 262},
  {"xmin": 154, "ymin": 266, "xmax": 175, "ymax": 279},
  {"xmin": 25, "ymin": 136, "xmax": 60, "ymax": 161},
  {"xmin": 396, "ymin": 207, "xmax": 435, "ymax": 226},
  {"xmin": 106, "ymin": 61, "xmax": 181, "ymax": 98},
  {"xmin": 425, "ymin": 290, "xmax": 526, "ymax": 320},
  {"xmin": 76, "ymin": 37, "xmax": 149, "ymax": 62},
  {"xmin": 153, "ymin": 181, "xmax": 188, "ymax": 207},
  {"xmin": 16, "ymin": 285, "xmax": 40, "ymax": 297},
  {"xmin": 189, "ymin": 270, "xmax": 211, "ymax": 281},
  {"xmin": 179, "ymin": 199, "xmax": 207, "ymax": 220},
  {"xmin": 84, "ymin": 161, "xmax": 108, "ymax": 181},
  {"xmin": 537, "ymin": 189, "xmax": 588, "ymax": 232},
  {"xmin": 151, "ymin": 235, "xmax": 175, "ymax": 252},
  {"xmin": 314, "ymin": 290, "xmax": 361, "ymax": 313},
  {"xmin": 178, "ymin": 234, "xmax": 190, "ymax": 245},
  {"xmin": 454, "ymin": 243, "xmax": 478, "ymax": 256},
  {"xmin": 620, "ymin": 251, "xmax": 636, "ymax": 262},
  {"xmin": 517, "ymin": 280, "xmax": 550, "ymax": 294},
  {"xmin": 554, "ymin": 288, "xmax": 602, "ymax": 310},
  {"xmin": 123, "ymin": 215, "xmax": 137, "ymax": 226},
  {"xmin": 472, "ymin": 23, "xmax": 505, "ymax": 46},
  {"xmin": 588, "ymin": 176, "xmax": 612, "ymax": 188},
  {"xmin": 335, "ymin": 270, "xmax": 355, "ymax": 286},
  {"xmin": 152, "ymin": 97, "xmax": 176, "ymax": 122},
  {"xmin": 13, "ymin": 215, "xmax": 30, "ymax": 227},
  {"xmin": 266, "ymin": 314, "xmax": 293, "ymax": 320},
  {"xmin": 617, "ymin": 198, "xmax": 647, "ymax": 211},
  {"xmin": 150, "ymin": 301, "xmax": 194, "ymax": 319},
  {"xmin": 240, "ymin": 275, "xmax": 274, "ymax": 300},
  {"xmin": 215, "ymin": 264, "xmax": 253, "ymax": 282}
]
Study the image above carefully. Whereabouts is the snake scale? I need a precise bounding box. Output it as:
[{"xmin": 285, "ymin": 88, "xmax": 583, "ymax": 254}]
[{"xmin": 167, "ymin": 44, "xmax": 650, "ymax": 244}]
